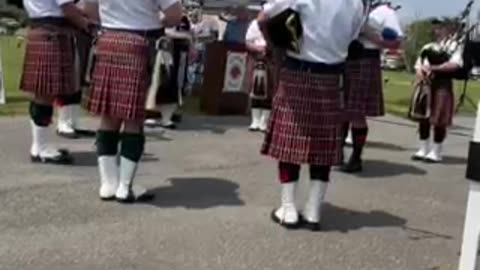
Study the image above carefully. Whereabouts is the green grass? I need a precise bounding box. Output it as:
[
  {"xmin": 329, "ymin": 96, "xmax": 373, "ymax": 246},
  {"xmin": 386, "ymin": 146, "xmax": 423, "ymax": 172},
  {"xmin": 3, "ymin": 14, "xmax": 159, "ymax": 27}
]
[
  {"xmin": 383, "ymin": 70, "xmax": 480, "ymax": 117},
  {"xmin": 0, "ymin": 35, "xmax": 27, "ymax": 115},
  {"xmin": 1, "ymin": 35, "xmax": 479, "ymax": 117}
]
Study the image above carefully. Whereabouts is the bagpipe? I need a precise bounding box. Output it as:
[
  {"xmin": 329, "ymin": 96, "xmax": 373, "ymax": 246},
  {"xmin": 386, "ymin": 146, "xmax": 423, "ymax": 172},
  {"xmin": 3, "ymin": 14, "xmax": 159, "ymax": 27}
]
[{"xmin": 260, "ymin": 7, "xmax": 303, "ymax": 53}]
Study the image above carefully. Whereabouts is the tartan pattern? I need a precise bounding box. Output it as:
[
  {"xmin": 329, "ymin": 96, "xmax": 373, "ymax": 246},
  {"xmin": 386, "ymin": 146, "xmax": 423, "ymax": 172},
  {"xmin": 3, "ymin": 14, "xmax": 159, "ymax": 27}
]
[
  {"xmin": 84, "ymin": 31, "xmax": 150, "ymax": 120},
  {"xmin": 261, "ymin": 68, "xmax": 343, "ymax": 166},
  {"xmin": 21, "ymin": 27, "xmax": 76, "ymax": 97},
  {"xmin": 344, "ymin": 55, "xmax": 384, "ymax": 117},
  {"xmin": 430, "ymin": 79, "xmax": 454, "ymax": 127}
]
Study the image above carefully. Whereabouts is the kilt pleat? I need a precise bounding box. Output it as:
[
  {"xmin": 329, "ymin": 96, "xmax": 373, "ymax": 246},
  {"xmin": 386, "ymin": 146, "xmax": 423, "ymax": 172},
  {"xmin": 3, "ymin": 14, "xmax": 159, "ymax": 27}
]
[
  {"xmin": 84, "ymin": 31, "xmax": 150, "ymax": 120},
  {"xmin": 261, "ymin": 68, "xmax": 343, "ymax": 166},
  {"xmin": 21, "ymin": 27, "xmax": 76, "ymax": 97},
  {"xmin": 344, "ymin": 54, "xmax": 384, "ymax": 117},
  {"xmin": 430, "ymin": 79, "xmax": 454, "ymax": 127}
]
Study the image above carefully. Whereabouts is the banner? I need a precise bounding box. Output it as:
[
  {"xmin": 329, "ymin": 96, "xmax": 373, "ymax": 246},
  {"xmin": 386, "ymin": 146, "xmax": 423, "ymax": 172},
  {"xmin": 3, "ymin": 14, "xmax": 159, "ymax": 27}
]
[
  {"xmin": 223, "ymin": 51, "xmax": 247, "ymax": 93},
  {"xmin": 0, "ymin": 47, "xmax": 5, "ymax": 105}
]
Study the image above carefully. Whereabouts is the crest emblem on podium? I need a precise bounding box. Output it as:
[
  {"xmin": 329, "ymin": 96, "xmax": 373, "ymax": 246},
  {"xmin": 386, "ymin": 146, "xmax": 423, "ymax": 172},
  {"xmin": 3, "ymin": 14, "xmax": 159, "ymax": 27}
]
[{"xmin": 223, "ymin": 52, "xmax": 247, "ymax": 93}]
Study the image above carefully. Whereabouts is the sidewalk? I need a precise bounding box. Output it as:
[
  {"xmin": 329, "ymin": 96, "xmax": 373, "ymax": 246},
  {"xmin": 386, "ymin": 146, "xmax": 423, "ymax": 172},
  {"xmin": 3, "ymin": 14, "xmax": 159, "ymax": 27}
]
[{"xmin": 0, "ymin": 114, "xmax": 473, "ymax": 270}]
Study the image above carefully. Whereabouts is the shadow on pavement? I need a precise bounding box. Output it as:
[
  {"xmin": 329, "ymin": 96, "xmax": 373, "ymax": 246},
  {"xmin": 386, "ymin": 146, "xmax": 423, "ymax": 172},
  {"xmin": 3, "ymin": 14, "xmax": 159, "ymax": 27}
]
[
  {"xmin": 321, "ymin": 203, "xmax": 407, "ymax": 232},
  {"xmin": 442, "ymin": 155, "xmax": 467, "ymax": 165},
  {"xmin": 353, "ymin": 159, "xmax": 427, "ymax": 178},
  {"xmin": 143, "ymin": 177, "xmax": 244, "ymax": 209},
  {"xmin": 365, "ymin": 141, "xmax": 408, "ymax": 151},
  {"xmin": 175, "ymin": 115, "xmax": 250, "ymax": 134},
  {"xmin": 70, "ymin": 151, "xmax": 159, "ymax": 167}
]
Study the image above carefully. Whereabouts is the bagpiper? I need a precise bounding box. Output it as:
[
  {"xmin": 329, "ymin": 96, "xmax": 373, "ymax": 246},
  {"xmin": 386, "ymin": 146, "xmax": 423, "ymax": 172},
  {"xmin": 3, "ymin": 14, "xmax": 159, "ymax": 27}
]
[
  {"xmin": 21, "ymin": 0, "xmax": 95, "ymax": 164},
  {"xmin": 340, "ymin": 1, "xmax": 403, "ymax": 173},
  {"xmin": 54, "ymin": 0, "xmax": 97, "ymax": 139},
  {"xmin": 83, "ymin": 0, "xmax": 183, "ymax": 202},
  {"xmin": 245, "ymin": 3, "xmax": 276, "ymax": 133},
  {"xmin": 259, "ymin": 0, "xmax": 365, "ymax": 230},
  {"xmin": 144, "ymin": 13, "xmax": 192, "ymax": 129},
  {"xmin": 411, "ymin": 18, "xmax": 464, "ymax": 163}
]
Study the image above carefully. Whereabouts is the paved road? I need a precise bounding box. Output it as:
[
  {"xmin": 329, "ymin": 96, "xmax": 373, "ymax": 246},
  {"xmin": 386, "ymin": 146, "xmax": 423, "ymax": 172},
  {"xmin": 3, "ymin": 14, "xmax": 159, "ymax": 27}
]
[{"xmin": 0, "ymin": 115, "xmax": 475, "ymax": 270}]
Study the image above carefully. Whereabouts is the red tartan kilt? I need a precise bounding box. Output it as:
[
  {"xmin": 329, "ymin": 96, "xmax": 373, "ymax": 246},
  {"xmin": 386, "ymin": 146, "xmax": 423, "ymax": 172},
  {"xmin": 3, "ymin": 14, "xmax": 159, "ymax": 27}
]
[
  {"xmin": 84, "ymin": 31, "xmax": 150, "ymax": 121},
  {"xmin": 344, "ymin": 54, "xmax": 384, "ymax": 117},
  {"xmin": 261, "ymin": 68, "xmax": 343, "ymax": 166},
  {"xmin": 430, "ymin": 79, "xmax": 454, "ymax": 127},
  {"xmin": 21, "ymin": 27, "xmax": 76, "ymax": 97}
]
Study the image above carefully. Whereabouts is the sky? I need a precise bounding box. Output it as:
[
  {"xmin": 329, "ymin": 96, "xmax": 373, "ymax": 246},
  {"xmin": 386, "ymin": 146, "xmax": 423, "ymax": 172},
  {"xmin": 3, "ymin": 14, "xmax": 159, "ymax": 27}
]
[{"xmin": 396, "ymin": 0, "xmax": 479, "ymax": 22}]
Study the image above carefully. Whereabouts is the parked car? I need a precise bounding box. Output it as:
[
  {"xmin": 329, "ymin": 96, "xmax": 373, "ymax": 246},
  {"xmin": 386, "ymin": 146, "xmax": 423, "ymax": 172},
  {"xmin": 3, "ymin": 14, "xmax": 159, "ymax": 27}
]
[{"xmin": 382, "ymin": 49, "xmax": 405, "ymax": 70}]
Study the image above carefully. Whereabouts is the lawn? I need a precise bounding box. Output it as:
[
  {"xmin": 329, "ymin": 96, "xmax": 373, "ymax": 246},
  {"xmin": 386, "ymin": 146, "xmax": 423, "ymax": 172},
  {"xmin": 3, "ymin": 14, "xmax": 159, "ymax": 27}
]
[
  {"xmin": 0, "ymin": 35, "xmax": 27, "ymax": 115},
  {"xmin": 1, "ymin": 35, "xmax": 479, "ymax": 117}
]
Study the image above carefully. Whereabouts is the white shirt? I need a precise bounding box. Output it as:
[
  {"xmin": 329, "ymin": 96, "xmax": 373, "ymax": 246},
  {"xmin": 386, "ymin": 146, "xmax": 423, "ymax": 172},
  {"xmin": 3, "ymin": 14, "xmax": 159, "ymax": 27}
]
[
  {"xmin": 359, "ymin": 4, "xmax": 404, "ymax": 49},
  {"xmin": 245, "ymin": 20, "xmax": 266, "ymax": 48},
  {"xmin": 263, "ymin": 0, "xmax": 365, "ymax": 64},
  {"xmin": 85, "ymin": 0, "xmax": 179, "ymax": 30},
  {"xmin": 24, "ymin": 0, "xmax": 74, "ymax": 18},
  {"xmin": 415, "ymin": 38, "xmax": 464, "ymax": 70}
]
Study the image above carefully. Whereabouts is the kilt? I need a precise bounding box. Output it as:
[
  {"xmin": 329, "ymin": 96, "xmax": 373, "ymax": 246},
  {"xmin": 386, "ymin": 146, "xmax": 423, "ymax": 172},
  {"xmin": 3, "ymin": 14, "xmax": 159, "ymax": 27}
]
[
  {"xmin": 344, "ymin": 50, "xmax": 384, "ymax": 117},
  {"xmin": 247, "ymin": 54, "xmax": 277, "ymax": 109},
  {"xmin": 21, "ymin": 26, "xmax": 76, "ymax": 97},
  {"xmin": 84, "ymin": 31, "xmax": 151, "ymax": 120},
  {"xmin": 261, "ymin": 58, "xmax": 344, "ymax": 166},
  {"xmin": 430, "ymin": 78, "xmax": 454, "ymax": 127}
]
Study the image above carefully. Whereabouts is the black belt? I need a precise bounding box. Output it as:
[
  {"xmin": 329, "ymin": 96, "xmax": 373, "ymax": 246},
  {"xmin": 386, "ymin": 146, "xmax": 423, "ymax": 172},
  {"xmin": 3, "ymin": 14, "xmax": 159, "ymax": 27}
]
[
  {"xmin": 284, "ymin": 57, "xmax": 344, "ymax": 74},
  {"xmin": 29, "ymin": 17, "xmax": 69, "ymax": 28},
  {"xmin": 361, "ymin": 49, "xmax": 381, "ymax": 59},
  {"xmin": 102, "ymin": 27, "xmax": 165, "ymax": 39}
]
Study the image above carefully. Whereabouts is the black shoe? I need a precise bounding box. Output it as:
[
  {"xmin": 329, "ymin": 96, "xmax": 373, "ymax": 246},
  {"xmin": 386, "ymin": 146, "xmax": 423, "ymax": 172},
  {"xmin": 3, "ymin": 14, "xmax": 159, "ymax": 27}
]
[
  {"xmin": 31, "ymin": 149, "xmax": 73, "ymax": 165},
  {"xmin": 248, "ymin": 127, "xmax": 259, "ymax": 132},
  {"xmin": 56, "ymin": 130, "xmax": 79, "ymax": 139},
  {"xmin": 171, "ymin": 113, "xmax": 183, "ymax": 123},
  {"xmin": 411, "ymin": 155, "xmax": 425, "ymax": 162},
  {"xmin": 270, "ymin": 209, "xmax": 300, "ymax": 230},
  {"xmin": 160, "ymin": 123, "xmax": 177, "ymax": 130},
  {"xmin": 116, "ymin": 190, "xmax": 155, "ymax": 204},
  {"xmin": 299, "ymin": 214, "xmax": 322, "ymax": 232},
  {"xmin": 74, "ymin": 129, "xmax": 96, "ymax": 138},
  {"xmin": 340, "ymin": 157, "xmax": 363, "ymax": 173}
]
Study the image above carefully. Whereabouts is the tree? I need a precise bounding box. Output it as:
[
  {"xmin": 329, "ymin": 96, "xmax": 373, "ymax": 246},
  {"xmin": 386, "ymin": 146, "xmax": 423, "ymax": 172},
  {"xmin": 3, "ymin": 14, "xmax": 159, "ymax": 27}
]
[{"xmin": 403, "ymin": 18, "xmax": 435, "ymax": 72}]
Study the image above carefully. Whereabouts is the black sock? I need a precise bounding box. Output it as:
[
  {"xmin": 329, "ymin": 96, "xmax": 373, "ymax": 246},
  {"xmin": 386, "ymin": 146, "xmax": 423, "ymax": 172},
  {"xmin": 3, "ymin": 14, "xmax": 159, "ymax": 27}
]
[
  {"xmin": 278, "ymin": 162, "xmax": 300, "ymax": 183},
  {"xmin": 120, "ymin": 133, "xmax": 145, "ymax": 162},
  {"xmin": 309, "ymin": 165, "xmax": 331, "ymax": 182},
  {"xmin": 29, "ymin": 101, "xmax": 53, "ymax": 127},
  {"xmin": 419, "ymin": 120, "xmax": 430, "ymax": 140},
  {"xmin": 96, "ymin": 130, "xmax": 120, "ymax": 156},
  {"xmin": 351, "ymin": 128, "xmax": 368, "ymax": 161},
  {"xmin": 434, "ymin": 126, "xmax": 446, "ymax": 143}
]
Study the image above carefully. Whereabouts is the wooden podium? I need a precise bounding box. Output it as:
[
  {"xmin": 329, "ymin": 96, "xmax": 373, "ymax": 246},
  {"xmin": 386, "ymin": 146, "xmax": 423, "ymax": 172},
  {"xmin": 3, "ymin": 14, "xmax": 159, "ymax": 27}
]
[{"xmin": 200, "ymin": 41, "xmax": 250, "ymax": 115}]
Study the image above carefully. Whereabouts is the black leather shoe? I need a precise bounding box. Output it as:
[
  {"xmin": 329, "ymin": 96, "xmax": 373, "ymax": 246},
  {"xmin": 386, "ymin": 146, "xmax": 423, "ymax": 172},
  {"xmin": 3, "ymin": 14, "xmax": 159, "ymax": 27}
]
[
  {"xmin": 340, "ymin": 157, "xmax": 362, "ymax": 173},
  {"xmin": 116, "ymin": 190, "xmax": 155, "ymax": 204},
  {"xmin": 299, "ymin": 214, "xmax": 322, "ymax": 232},
  {"xmin": 31, "ymin": 149, "xmax": 73, "ymax": 165},
  {"xmin": 270, "ymin": 209, "xmax": 300, "ymax": 230},
  {"xmin": 56, "ymin": 130, "xmax": 79, "ymax": 139},
  {"xmin": 74, "ymin": 129, "xmax": 96, "ymax": 138}
]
